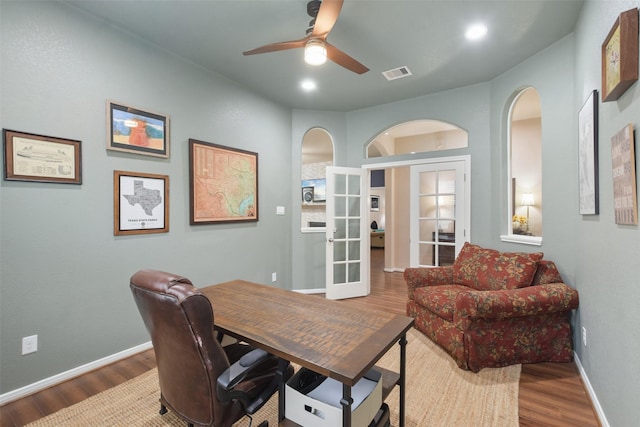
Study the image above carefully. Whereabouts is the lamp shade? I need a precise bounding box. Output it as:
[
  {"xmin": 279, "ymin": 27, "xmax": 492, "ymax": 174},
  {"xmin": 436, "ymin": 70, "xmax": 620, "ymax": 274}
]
[
  {"xmin": 304, "ymin": 39, "xmax": 327, "ymax": 65},
  {"xmin": 521, "ymin": 193, "xmax": 535, "ymax": 206}
]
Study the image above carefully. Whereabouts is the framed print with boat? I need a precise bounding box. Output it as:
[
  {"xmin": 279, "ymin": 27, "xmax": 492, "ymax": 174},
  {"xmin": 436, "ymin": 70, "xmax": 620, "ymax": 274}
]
[{"xmin": 3, "ymin": 129, "xmax": 82, "ymax": 184}]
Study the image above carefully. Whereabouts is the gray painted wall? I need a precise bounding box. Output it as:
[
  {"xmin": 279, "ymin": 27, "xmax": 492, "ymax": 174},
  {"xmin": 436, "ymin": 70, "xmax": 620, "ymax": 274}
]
[
  {"xmin": 2, "ymin": 0, "xmax": 639, "ymax": 424},
  {"xmin": 572, "ymin": 2, "xmax": 640, "ymax": 426},
  {"xmin": 1, "ymin": 1, "xmax": 292, "ymax": 392}
]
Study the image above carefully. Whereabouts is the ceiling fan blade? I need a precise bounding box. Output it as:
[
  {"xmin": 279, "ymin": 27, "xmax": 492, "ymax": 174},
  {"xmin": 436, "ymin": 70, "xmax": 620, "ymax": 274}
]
[
  {"xmin": 311, "ymin": 0, "xmax": 344, "ymax": 38},
  {"xmin": 325, "ymin": 42, "xmax": 369, "ymax": 74},
  {"xmin": 243, "ymin": 38, "xmax": 307, "ymax": 56}
]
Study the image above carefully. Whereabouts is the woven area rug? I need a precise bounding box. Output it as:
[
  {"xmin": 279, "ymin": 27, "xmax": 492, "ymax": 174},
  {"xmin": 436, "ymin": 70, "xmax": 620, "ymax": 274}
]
[{"xmin": 27, "ymin": 328, "xmax": 520, "ymax": 426}]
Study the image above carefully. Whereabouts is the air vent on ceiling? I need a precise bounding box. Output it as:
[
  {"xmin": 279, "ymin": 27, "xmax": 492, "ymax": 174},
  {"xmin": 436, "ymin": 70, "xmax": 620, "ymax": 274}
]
[{"xmin": 382, "ymin": 66, "xmax": 412, "ymax": 81}]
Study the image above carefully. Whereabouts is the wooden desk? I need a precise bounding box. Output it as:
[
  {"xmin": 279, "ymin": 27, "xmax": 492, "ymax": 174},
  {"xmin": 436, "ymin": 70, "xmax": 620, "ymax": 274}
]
[{"xmin": 201, "ymin": 280, "xmax": 414, "ymax": 427}]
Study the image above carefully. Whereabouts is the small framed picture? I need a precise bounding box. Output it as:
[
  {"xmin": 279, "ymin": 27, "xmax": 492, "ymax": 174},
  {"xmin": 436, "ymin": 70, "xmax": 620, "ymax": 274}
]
[
  {"xmin": 114, "ymin": 170, "xmax": 169, "ymax": 235},
  {"xmin": 578, "ymin": 90, "xmax": 599, "ymax": 215},
  {"xmin": 3, "ymin": 129, "xmax": 82, "ymax": 184},
  {"xmin": 371, "ymin": 195, "xmax": 380, "ymax": 211},
  {"xmin": 610, "ymin": 124, "xmax": 637, "ymax": 225},
  {"xmin": 601, "ymin": 8, "xmax": 639, "ymax": 102},
  {"xmin": 107, "ymin": 101, "xmax": 169, "ymax": 158}
]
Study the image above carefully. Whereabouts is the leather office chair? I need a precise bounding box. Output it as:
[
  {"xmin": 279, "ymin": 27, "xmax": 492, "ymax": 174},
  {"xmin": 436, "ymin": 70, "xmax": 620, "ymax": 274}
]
[{"xmin": 130, "ymin": 269, "xmax": 292, "ymax": 427}]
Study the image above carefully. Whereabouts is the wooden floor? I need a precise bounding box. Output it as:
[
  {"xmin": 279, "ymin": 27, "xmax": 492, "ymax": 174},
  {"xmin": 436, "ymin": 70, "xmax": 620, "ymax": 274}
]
[{"xmin": 0, "ymin": 249, "xmax": 600, "ymax": 427}]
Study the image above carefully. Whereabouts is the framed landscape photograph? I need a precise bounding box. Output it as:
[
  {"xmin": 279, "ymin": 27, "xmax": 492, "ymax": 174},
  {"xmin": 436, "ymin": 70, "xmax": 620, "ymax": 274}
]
[
  {"xmin": 3, "ymin": 129, "xmax": 82, "ymax": 184},
  {"xmin": 578, "ymin": 90, "xmax": 599, "ymax": 215},
  {"xmin": 189, "ymin": 139, "xmax": 258, "ymax": 224},
  {"xmin": 114, "ymin": 170, "xmax": 169, "ymax": 235},
  {"xmin": 610, "ymin": 124, "xmax": 637, "ymax": 225},
  {"xmin": 107, "ymin": 101, "xmax": 169, "ymax": 158},
  {"xmin": 601, "ymin": 8, "xmax": 639, "ymax": 102}
]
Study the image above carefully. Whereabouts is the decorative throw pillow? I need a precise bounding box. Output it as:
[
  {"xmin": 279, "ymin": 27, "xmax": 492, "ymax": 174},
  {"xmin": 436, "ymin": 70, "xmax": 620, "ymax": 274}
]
[{"xmin": 452, "ymin": 242, "xmax": 543, "ymax": 290}]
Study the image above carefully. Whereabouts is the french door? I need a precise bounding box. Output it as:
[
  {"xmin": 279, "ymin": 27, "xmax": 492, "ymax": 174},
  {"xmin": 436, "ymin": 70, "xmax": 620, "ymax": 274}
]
[
  {"xmin": 325, "ymin": 166, "xmax": 369, "ymax": 300},
  {"xmin": 410, "ymin": 160, "xmax": 468, "ymax": 267}
]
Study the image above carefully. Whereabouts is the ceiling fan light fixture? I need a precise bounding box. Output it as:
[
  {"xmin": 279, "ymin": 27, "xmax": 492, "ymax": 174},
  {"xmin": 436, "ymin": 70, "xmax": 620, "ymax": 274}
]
[{"xmin": 304, "ymin": 39, "xmax": 327, "ymax": 65}]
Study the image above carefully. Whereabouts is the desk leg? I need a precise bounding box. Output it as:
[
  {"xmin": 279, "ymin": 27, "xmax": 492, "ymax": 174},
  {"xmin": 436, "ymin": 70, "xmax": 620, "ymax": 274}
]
[
  {"xmin": 341, "ymin": 383, "xmax": 353, "ymax": 427},
  {"xmin": 277, "ymin": 359, "xmax": 288, "ymax": 422},
  {"xmin": 399, "ymin": 333, "xmax": 408, "ymax": 427}
]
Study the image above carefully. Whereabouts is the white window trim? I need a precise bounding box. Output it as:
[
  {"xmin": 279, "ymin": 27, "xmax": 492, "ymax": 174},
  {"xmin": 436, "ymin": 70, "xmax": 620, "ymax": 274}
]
[{"xmin": 500, "ymin": 234, "xmax": 542, "ymax": 246}]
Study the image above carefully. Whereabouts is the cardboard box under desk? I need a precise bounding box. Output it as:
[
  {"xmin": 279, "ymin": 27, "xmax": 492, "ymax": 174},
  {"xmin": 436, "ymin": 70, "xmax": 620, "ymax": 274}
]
[{"xmin": 285, "ymin": 368, "xmax": 382, "ymax": 427}]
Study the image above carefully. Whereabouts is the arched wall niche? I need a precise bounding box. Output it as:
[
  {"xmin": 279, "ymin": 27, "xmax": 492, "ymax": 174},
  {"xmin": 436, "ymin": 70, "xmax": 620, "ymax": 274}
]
[
  {"xmin": 506, "ymin": 86, "xmax": 543, "ymax": 241},
  {"xmin": 300, "ymin": 127, "xmax": 334, "ymax": 230},
  {"xmin": 366, "ymin": 119, "xmax": 468, "ymax": 159}
]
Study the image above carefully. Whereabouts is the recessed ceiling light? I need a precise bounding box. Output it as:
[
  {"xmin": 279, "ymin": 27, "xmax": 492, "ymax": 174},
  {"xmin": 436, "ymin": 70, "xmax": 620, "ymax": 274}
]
[
  {"xmin": 301, "ymin": 79, "xmax": 317, "ymax": 91},
  {"xmin": 465, "ymin": 24, "xmax": 487, "ymax": 41}
]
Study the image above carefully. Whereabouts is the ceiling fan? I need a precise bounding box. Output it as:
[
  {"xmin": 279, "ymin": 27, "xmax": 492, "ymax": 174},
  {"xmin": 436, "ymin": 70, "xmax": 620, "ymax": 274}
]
[{"xmin": 243, "ymin": 0, "xmax": 369, "ymax": 74}]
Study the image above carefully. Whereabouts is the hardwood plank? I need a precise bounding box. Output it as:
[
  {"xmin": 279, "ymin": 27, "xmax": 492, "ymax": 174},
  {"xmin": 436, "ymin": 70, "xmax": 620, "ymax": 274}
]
[{"xmin": 0, "ymin": 249, "xmax": 600, "ymax": 427}]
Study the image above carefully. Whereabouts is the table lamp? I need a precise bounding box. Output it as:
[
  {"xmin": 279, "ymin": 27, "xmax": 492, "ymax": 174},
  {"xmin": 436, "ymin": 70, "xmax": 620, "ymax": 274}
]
[{"xmin": 521, "ymin": 193, "xmax": 535, "ymax": 231}]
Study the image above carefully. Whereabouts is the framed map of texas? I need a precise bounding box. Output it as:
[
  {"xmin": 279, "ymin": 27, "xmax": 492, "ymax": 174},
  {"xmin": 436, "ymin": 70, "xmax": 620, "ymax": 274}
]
[
  {"xmin": 189, "ymin": 139, "xmax": 258, "ymax": 224},
  {"xmin": 114, "ymin": 170, "xmax": 169, "ymax": 235}
]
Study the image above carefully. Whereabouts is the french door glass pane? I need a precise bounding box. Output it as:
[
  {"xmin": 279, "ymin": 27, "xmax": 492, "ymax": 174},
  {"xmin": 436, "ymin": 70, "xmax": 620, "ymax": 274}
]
[
  {"xmin": 348, "ymin": 241, "xmax": 360, "ymax": 261},
  {"xmin": 333, "ymin": 241, "xmax": 346, "ymax": 262},
  {"xmin": 334, "ymin": 218, "xmax": 346, "ymax": 239},
  {"xmin": 419, "ymin": 195, "xmax": 437, "ymax": 218},
  {"xmin": 333, "ymin": 263, "xmax": 346, "ymax": 284},
  {"xmin": 348, "ymin": 262, "xmax": 360, "ymax": 281},
  {"xmin": 419, "ymin": 219, "xmax": 437, "ymax": 242},
  {"xmin": 335, "ymin": 197, "xmax": 346, "ymax": 217},
  {"xmin": 419, "ymin": 171, "xmax": 436, "ymax": 194},
  {"xmin": 348, "ymin": 219, "xmax": 360, "ymax": 238},
  {"xmin": 348, "ymin": 175, "xmax": 360, "ymax": 195},
  {"xmin": 419, "ymin": 244, "xmax": 435, "ymax": 266},
  {"xmin": 348, "ymin": 196, "xmax": 360, "ymax": 216},
  {"xmin": 335, "ymin": 174, "xmax": 346, "ymax": 195}
]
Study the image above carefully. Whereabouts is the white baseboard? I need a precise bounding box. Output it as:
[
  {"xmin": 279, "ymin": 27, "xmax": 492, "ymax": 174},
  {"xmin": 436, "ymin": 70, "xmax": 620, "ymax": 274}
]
[
  {"xmin": 574, "ymin": 352, "xmax": 609, "ymax": 427},
  {"xmin": 0, "ymin": 341, "xmax": 152, "ymax": 405},
  {"xmin": 293, "ymin": 288, "xmax": 325, "ymax": 294}
]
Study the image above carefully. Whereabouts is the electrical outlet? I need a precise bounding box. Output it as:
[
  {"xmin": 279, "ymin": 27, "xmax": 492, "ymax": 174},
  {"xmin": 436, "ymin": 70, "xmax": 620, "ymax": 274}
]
[
  {"xmin": 22, "ymin": 335, "xmax": 38, "ymax": 355},
  {"xmin": 271, "ymin": 272, "xmax": 277, "ymax": 282},
  {"xmin": 582, "ymin": 327, "xmax": 587, "ymax": 347}
]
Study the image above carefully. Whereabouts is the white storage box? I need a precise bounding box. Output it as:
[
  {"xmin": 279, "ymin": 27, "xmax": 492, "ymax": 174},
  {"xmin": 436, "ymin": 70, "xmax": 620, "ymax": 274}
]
[{"xmin": 285, "ymin": 368, "xmax": 382, "ymax": 427}]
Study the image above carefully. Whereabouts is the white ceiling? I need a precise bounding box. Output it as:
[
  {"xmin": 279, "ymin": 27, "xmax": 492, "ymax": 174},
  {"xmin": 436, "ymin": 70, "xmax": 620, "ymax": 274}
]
[{"xmin": 66, "ymin": 0, "xmax": 584, "ymax": 112}]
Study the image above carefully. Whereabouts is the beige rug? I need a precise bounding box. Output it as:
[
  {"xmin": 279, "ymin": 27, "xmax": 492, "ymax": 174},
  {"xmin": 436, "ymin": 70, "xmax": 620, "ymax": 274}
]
[{"xmin": 27, "ymin": 329, "xmax": 520, "ymax": 426}]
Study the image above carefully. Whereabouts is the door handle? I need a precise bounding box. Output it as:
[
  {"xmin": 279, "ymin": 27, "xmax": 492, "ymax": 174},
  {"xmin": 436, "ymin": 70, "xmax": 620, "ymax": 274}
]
[{"xmin": 327, "ymin": 238, "xmax": 334, "ymax": 242}]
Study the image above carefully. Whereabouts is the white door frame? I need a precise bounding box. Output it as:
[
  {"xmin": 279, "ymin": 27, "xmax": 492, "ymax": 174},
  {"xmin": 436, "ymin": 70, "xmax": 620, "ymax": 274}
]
[{"xmin": 361, "ymin": 155, "xmax": 471, "ymax": 269}]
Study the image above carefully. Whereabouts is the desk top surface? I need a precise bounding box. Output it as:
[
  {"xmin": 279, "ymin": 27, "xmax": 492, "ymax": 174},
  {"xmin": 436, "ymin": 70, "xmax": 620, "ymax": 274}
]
[{"xmin": 201, "ymin": 280, "xmax": 414, "ymax": 386}]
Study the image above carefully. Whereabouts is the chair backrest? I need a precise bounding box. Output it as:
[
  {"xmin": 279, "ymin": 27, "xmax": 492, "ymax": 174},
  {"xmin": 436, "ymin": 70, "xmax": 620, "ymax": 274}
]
[{"xmin": 130, "ymin": 269, "xmax": 232, "ymax": 426}]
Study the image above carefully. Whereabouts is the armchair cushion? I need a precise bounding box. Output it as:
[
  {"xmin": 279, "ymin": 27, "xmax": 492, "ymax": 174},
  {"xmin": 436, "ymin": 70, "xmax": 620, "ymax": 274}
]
[
  {"xmin": 452, "ymin": 242, "xmax": 543, "ymax": 290},
  {"xmin": 413, "ymin": 285, "xmax": 469, "ymax": 322}
]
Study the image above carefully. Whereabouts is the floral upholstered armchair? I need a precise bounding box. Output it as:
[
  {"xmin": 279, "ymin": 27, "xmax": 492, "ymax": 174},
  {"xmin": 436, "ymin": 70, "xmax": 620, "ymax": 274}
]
[{"xmin": 404, "ymin": 243, "xmax": 579, "ymax": 372}]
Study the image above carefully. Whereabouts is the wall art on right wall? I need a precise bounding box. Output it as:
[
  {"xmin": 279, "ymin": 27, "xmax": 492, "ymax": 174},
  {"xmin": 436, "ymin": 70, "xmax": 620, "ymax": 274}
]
[
  {"xmin": 611, "ymin": 124, "xmax": 637, "ymax": 225},
  {"xmin": 601, "ymin": 8, "xmax": 639, "ymax": 102}
]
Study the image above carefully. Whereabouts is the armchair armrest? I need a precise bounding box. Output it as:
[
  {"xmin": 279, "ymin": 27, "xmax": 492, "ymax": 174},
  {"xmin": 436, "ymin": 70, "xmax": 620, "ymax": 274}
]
[
  {"xmin": 454, "ymin": 283, "xmax": 579, "ymax": 324},
  {"xmin": 404, "ymin": 266, "xmax": 453, "ymax": 300}
]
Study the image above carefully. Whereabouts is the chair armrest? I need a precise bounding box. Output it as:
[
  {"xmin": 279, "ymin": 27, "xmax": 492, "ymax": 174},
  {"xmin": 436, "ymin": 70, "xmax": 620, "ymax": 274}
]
[
  {"xmin": 454, "ymin": 283, "xmax": 579, "ymax": 323},
  {"xmin": 217, "ymin": 349, "xmax": 290, "ymax": 415},
  {"xmin": 216, "ymin": 348, "xmax": 272, "ymax": 402},
  {"xmin": 404, "ymin": 267, "xmax": 453, "ymax": 300}
]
